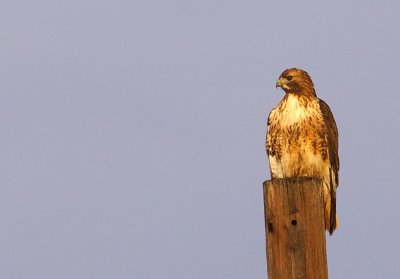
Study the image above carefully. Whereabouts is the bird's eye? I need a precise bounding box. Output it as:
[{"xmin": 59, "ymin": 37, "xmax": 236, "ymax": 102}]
[{"xmin": 286, "ymin": 75, "xmax": 293, "ymax": 81}]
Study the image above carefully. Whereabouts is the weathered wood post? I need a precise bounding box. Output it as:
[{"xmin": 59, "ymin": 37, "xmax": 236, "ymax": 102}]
[{"xmin": 263, "ymin": 177, "xmax": 328, "ymax": 279}]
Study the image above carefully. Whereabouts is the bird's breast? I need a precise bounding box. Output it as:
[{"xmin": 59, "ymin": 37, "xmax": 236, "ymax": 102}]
[{"xmin": 268, "ymin": 95, "xmax": 326, "ymax": 178}]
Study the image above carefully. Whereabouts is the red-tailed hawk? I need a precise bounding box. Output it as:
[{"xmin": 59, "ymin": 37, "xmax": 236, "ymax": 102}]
[{"xmin": 266, "ymin": 68, "xmax": 339, "ymax": 235}]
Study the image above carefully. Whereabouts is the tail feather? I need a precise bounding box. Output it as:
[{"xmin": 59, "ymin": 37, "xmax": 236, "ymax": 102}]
[
  {"xmin": 324, "ymin": 186, "xmax": 338, "ymax": 235},
  {"xmin": 329, "ymin": 187, "xmax": 337, "ymax": 235}
]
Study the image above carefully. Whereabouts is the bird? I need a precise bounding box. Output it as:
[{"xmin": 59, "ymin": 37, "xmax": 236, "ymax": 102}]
[{"xmin": 266, "ymin": 68, "xmax": 339, "ymax": 235}]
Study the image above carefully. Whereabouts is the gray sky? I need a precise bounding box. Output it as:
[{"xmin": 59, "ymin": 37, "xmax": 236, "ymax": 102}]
[{"xmin": 2, "ymin": 1, "xmax": 400, "ymax": 278}]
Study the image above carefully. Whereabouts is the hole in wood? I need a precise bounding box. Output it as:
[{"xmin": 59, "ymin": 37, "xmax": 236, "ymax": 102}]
[
  {"xmin": 268, "ymin": 222, "xmax": 274, "ymax": 232},
  {"xmin": 291, "ymin": 219, "xmax": 297, "ymax": 226}
]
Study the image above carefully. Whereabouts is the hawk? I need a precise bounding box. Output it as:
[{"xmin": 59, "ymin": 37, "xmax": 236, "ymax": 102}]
[{"xmin": 266, "ymin": 68, "xmax": 339, "ymax": 235}]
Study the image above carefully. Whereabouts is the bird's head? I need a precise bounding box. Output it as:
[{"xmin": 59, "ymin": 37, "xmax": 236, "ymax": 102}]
[{"xmin": 276, "ymin": 68, "xmax": 316, "ymax": 96}]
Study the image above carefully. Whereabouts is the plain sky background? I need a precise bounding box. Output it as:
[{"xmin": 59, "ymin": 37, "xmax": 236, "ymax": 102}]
[{"xmin": 2, "ymin": 1, "xmax": 400, "ymax": 278}]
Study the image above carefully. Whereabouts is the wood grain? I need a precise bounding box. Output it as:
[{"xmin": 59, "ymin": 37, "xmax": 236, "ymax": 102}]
[{"xmin": 263, "ymin": 177, "xmax": 328, "ymax": 279}]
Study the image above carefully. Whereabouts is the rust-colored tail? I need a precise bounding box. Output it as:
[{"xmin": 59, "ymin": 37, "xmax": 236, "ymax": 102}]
[{"xmin": 324, "ymin": 188, "xmax": 338, "ymax": 235}]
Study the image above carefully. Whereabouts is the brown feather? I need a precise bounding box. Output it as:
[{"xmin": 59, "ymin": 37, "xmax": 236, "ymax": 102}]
[
  {"xmin": 267, "ymin": 68, "xmax": 340, "ymax": 235},
  {"xmin": 318, "ymin": 98, "xmax": 339, "ymax": 234}
]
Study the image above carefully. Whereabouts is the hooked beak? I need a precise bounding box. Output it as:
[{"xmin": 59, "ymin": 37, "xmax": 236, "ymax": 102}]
[{"xmin": 276, "ymin": 78, "xmax": 282, "ymax": 89}]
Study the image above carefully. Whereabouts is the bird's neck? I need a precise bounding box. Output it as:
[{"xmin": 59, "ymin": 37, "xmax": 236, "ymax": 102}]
[
  {"xmin": 277, "ymin": 93, "xmax": 318, "ymax": 125},
  {"xmin": 284, "ymin": 87, "xmax": 316, "ymax": 97}
]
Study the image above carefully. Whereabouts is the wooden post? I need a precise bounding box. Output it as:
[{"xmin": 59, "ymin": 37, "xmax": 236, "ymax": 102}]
[{"xmin": 263, "ymin": 177, "xmax": 328, "ymax": 279}]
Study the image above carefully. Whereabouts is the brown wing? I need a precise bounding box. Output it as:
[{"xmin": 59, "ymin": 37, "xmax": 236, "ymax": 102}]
[
  {"xmin": 266, "ymin": 111, "xmax": 278, "ymax": 178},
  {"xmin": 319, "ymin": 98, "xmax": 339, "ymax": 234},
  {"xmin": 319, "ymin": 99, "xmax": 339, "ymax": 185}
]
